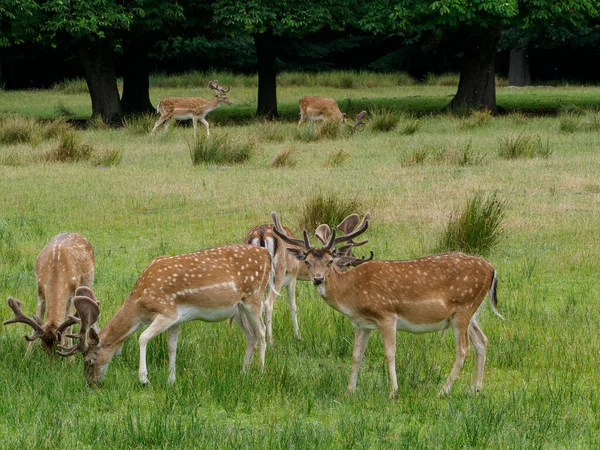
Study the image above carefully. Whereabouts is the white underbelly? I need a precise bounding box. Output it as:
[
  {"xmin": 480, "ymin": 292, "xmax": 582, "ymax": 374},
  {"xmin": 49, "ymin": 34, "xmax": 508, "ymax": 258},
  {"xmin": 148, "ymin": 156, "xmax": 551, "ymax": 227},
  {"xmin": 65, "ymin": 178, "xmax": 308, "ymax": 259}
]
[
  {"xmin": 395, "ymin": 315, "xmax": 449, "ymax": 333},
  {"xmin": 308, "ymin": 115, "xmax": 324, "ymax": 121},
  {"xmin": 177, "ymin": 304, "xmax": 238, "ymax": 323},
  {"xmin": 174, "ymin": 114, "xmax": 194, "ymax": 120}
]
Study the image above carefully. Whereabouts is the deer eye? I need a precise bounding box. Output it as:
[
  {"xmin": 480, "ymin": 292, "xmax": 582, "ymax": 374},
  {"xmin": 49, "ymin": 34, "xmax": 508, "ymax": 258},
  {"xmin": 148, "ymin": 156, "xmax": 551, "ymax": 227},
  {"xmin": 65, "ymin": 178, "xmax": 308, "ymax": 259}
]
[
  {"xmin": 327, "ymin": 260, "xmax": 334, "ymax": 267},
  {"xmin": 304, "ymin": 261, "xmax": 310, "ymax": 267}
]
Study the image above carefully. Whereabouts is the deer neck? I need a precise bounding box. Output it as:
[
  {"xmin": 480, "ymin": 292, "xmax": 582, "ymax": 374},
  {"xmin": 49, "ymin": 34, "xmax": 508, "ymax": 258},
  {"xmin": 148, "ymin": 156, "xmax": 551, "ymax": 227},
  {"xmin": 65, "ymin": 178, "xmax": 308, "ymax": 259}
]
[
  {"xmin": 204, "ymin": 97, "xmax": 223, "ymax": 112},
  {"xmin": 42, "ymin": 281, "xmax": 69, "ymax": 328},
  {"xmin": 317, "ymin": 268, "xmax": 353, "ymax": 312},
  {"xmin": 98, "ymin": 299, "xmax": 143, "ymax": 354}
]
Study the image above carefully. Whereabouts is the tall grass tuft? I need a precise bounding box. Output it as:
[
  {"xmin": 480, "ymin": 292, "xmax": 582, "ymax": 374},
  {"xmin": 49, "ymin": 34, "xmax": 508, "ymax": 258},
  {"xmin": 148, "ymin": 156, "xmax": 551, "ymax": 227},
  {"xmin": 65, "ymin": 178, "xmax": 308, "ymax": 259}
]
[
  {"xmin": 458, "ymin": 110, "xmax": 493, "ymax": 130},
  {"xmin": 189, "ymin": 134, "xmax": 253, "ymax": 165},
  {"xmin": 54, "ymin": 103, "xmax": 76, "ymax": 119},
  {"xmin": 41, "ymin": 119, "xmax": 72, "ymax": 140},
  {"xmin": 326, "ymin": 149, "xmax": 350, "ymax": 167},
  {"xmin": 46, "ymin": 132, "xmax": 93, "ymax": 163},
  {"xmin": 52, "ymin": 77, "xmax": 89, "ymax": 94},
  {"xmin": 123, "ymin": 113, "xmax": 157, "ymax": 135},
  {"xmin": 296, "ymin": 121, "xmax": 343, "ymax": 142},
  {"xmin": 93, "ymin": 148, "xmax": 123, "ymax": 167},
  {"xmin": 498, "ymin": 134, "xmax": 553, "ymax": 159},
  {"xmin": 0, "ymin": 117, "xmax": 40, "ymax": 145},
  {"xmin": 300, "ymin": 192, "xmax": 362, "ymax": 232},
  {"xmin": 368, "ymin": 108, "xmax": 400, "ymax": 132},
  {"xmin": 400, "ymin": 117, "xmax": 422, "ymax": 135},
  {"xmin": 435, "ymin": 141, "xmax": 485, "ymax": 166},
  {"xmin": 435, "ymin": 192, "xmax": 507, "ymax": 256},
  {"xmin": 270, "ymin": 147, "xmax": 297, "ymax": 168}
]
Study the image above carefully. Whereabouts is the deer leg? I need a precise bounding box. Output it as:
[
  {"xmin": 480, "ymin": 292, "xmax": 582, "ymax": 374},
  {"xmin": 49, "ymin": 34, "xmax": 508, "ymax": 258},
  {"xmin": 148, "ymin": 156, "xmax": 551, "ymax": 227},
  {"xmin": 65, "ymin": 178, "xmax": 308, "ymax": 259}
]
[
  {"xmin": 468, "ymin": 320, "xmax": 488, "ymax": 393},
  {"xmin": 233, "ymin": 311, "xmax": 257, "ymax": 371},
  {"xmin": 167, "ymin": 324, "xmax": 180, "ymax": 384},
  {"xmin": 200, "ymin": 117, "xmax": 210, "ymax": 137},
  {"xmin": 192, "ymin": 116, "xmax": 198, "ymax": 139},
  {"xmin": 380, "ymin": 321, "xmax": 398, "ymax": 398},
  {"xmin": 297, "ymin": 113, "xmax": 305, "ymax": 129},
  {"xmin": 264, "ymin": 265, "xmax": 287, "ymax": 343},
  {"xmin": 285, "ymin": 275, "xmax": 301, "ymax": 340},
  {"xmin": 138, "ymin": 314, "xmax": 177, "ymax": 385},
  {"xmin": 240, "ymin": 300, "xmax": 266, "ymax": 369},
  {"xmin": 151, "ymin": 116, "xmax": 168, "ymax": 134},
  {"xmin": 348, "ymin": 326, "xmax": 371, "ymax": 393},
  {"xmin": 440, "ymin": 321, "xmax": 470, "ymax": 396}
]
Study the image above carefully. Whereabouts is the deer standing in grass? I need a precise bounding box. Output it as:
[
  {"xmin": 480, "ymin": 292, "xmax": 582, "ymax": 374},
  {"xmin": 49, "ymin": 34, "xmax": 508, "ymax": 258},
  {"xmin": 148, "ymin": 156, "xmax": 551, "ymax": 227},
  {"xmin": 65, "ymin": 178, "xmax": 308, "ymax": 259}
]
[
  {"xmin": 4, "ymin": 233, "xmax": 95, "ymax": 354},
  {"xmin": 151, "ymin": 80, "xmax": 232, "ymax": 138},
  {"xmin": 297, "ymin": 96, "xmax": 347, "ymax": 129},
  {"xmin": 244, "ymin": 216, "xmax": 372, "ymax": 343},
  {"xmin": 56, "ymin": 244, "xmax": 274, "ymax": 386},
  {"xmin": 272, "ymin": 212, "xmax": 504, "ymax": 397}
]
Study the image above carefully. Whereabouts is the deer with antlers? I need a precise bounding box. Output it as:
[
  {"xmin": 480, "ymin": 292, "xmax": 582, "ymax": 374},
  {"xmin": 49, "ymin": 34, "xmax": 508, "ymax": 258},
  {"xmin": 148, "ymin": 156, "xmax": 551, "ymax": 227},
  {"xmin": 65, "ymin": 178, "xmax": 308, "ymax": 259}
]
[
  {"xmin": 151, "ymin": 80, "xmax": 232, "ymax": 138},
  {"xmin": 4, "ymin": 233, "xmax": 95, "ymax": 354},
  {"xmin": 244, "ymin": 216, "xmax": 373, "ymax": 343},
  {"xmin": 55, "ymin": 244, "xmax": 274, "ymax": 386},
  {"xmin": 271, "ymin": 212, "xmax": 503, "ymax": 397}
]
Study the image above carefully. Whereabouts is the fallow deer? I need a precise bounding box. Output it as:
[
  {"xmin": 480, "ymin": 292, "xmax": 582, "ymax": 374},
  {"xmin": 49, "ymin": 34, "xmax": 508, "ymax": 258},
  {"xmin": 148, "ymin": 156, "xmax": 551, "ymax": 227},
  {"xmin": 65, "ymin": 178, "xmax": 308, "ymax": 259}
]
[
  {"xmin": 297, "ymin": 96, "xmax": 347, "ymax": 129},
  {"xmin": 56, "ymin": 244, "xmax": 274, "ymax": 386},
  {"xmin": 244, "ymin": 216, "xmax": 372, "ymax": 343},
  {"xmin": 271, "ymin": 212, "xmax": 504, "ymax": 397},
  {"xmin": 151, "ymin": 80, "xmax": 232, "ymax": 138},
  {"xmin": 4, "ymin": 233, "xmax": 95, "ymax": 354}
]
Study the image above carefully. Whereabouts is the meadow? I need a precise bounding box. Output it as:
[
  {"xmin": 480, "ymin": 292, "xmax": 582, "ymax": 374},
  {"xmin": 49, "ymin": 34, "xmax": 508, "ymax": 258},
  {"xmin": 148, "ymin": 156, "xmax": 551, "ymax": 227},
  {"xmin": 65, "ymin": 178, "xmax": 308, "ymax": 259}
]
[{"xmin": 1, "ymin": 72, "xmax": 599, "ymax": 449}]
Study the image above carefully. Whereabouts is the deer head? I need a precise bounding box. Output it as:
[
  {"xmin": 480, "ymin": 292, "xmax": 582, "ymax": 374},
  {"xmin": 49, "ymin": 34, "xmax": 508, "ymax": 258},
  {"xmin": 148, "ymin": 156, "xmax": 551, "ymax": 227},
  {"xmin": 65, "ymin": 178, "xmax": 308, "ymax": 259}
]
[{"xmin": 208, "ymin": 80, "xmax": 232, "ymax": 104}]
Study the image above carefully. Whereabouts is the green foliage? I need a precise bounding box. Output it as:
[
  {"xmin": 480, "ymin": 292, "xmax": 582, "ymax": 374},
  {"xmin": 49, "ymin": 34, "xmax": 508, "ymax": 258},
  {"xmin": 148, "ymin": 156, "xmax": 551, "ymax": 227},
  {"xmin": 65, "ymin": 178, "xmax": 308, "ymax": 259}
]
[
  {"xmin": 367, "ymin": 108, "xmax": 400, "ymax": 132},
  {"xmin": 458, "ymin": 110, "xmax": 493, "ymax": 130},
  {"xmin": 300, "ymin": 192, "xmax": 362, "ymax": 232},
  {"xmin": 93, "ymin": 148, "xmax": 123, "ymax": 167},
  {"xmin": 435, "ymin": 192, "xmax": 507, "ymax": 256},
  {"xmin": 0, "ymin": 117, "xmax": 40, "ymax": 145},
  {"xmin": 189, "ymin": 134, "xmax": 253, "ymax": 165},
  {"xmin": 399, "ymin": 117, "xmax": 422, "ymax": 135},
  {"xmin": 498, "ymin": 134, "xmax": 553, "ymax": 159},
  {"xmin": 123, "ymin": 113, "xmax": 157, "ymax": 136}
]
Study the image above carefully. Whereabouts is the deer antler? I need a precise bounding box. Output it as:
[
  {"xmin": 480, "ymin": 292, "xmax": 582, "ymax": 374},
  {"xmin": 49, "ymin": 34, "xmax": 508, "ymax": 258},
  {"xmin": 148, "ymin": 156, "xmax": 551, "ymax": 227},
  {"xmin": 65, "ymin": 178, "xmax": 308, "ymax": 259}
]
[
  {"xmin": 57, "ymin": 295, "xmax": 100, "ymax": 357},
  {"xmin": 325, "ymin": 213, "xmax": 370, "ymax": 249},
  {"xmin": 219, "ymin": 84, "xmax": 231, "ymax": 93},
  {"xmin": 271, "ymin": 212, "xmax": 312, "ymax": 250},
  {"xmin": 207, "ymin": 80, "xmax": 219, "ymax": 90},
  {"xmin": 352, "ymin": 110, "xmax": 367, "ymax": 133},
  {"xmin": 3, "ymin": 297, "xmax": 46, "ymax": 342}
]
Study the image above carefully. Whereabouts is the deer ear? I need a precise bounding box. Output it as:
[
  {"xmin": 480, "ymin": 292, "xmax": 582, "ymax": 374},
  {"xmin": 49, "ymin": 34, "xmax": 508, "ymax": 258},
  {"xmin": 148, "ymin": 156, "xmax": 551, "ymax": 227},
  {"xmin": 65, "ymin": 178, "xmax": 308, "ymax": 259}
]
[
  {"xmin": 335, "ymin": 256, "xmax": 357, "ymax": 268},
  {"xmin": 285, "ymin": 248, "xmax": 306, "ymax": 261}
]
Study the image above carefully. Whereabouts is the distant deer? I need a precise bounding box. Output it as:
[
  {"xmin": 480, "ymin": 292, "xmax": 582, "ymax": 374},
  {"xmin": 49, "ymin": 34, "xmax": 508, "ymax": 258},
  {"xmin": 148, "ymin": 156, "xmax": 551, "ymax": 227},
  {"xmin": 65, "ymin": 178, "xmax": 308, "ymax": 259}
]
[
  {"xmin": 244, "ymin": 216, "xmax": 373, "ymax": 343},
  {"xmin": 56, "ymin": 244, "xmax": 275, "ymax": 386},
  {"xmin": 151, "ymin": 80, "xmax": 232, "ymax": 138},
  {"xmin": 4, "ymin": 233, "xmax": 95, "ymax": 354},
  {"xmin": 272, "ymin": 212, "xmax": 503, "ymax": 397},
  {"xmin": 297, "ymin": 96, "xmax": 347, "ymax": 129}
]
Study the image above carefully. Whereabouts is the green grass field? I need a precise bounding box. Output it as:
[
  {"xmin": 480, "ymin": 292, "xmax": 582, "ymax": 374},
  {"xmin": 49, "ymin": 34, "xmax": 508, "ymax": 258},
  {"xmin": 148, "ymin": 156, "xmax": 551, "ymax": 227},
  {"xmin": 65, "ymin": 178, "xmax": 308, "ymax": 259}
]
[{"xmin": 1, "ymin": 73, "xmax": 600, "ymax": 448}]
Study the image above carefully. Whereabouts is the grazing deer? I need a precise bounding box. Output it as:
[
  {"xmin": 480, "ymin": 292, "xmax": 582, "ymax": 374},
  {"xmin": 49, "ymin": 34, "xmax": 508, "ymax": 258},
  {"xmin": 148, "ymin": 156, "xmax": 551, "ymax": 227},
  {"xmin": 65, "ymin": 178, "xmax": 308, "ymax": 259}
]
[
  {"xmin": 4, "ymin": 233, "xmax": 95, "ymax": 354},
  {"xmin": 271, "ymin": 212, "xmax": 504, "ymax": 397},
  {"xmin": 297, "ymin": 96, "xmax": 347, "ymax": 129},
  {"xmin": 151, "ymin": 80, "xmax": 232, "ymax": 138},
  {"xmin": 56, "ymin": 244, "xmax": 274, "ymax": 386},
  {"xmin": 244, "ymin": 216, "xmax": 373, "ymax": 343}
]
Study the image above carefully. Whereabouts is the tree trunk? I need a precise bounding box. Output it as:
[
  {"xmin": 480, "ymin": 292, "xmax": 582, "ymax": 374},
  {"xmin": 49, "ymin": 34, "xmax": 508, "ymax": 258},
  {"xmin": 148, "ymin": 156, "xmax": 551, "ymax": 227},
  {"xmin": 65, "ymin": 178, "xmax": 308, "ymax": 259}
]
[
  {"xmin": 507, "ymin": 48, "xmax": 531, "ymax": 87},
  {"xmin": 121, "ymin": 37, "xmax": 154, "ymax": 114},
  {"xmin": 447, "ymin": 28, "xmax": 501, "ymax": 112},
  {"xmin": 254, "ymin": 30, "xmax": 278, "ymax": 118},
  {"xmin": 78, "ymin": 41, "xmax": 122, "ymax": 125}
]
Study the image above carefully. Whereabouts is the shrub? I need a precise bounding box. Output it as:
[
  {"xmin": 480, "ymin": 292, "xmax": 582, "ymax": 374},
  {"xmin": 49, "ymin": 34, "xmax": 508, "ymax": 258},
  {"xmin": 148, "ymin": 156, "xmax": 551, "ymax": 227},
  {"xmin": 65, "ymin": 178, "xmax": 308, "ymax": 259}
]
[
  {"xmin": 300, "ymin": 193, "xmax": 362, "ymax": 232},
  {"xmin": 435, "ymin": 192, "xmax": 507, "ymax": 256},
  {"xmin": 326, "ymin": 149, "xmax": 350, "ymax": 167},
  {"xmin": 498, "ymin": 134, "xmax": 552, "ymax": 159},
  {"xmin": 46, "ymin": 132, "xmax": 93, "ymax": 163},
  {"xmin": 270, "ymin": 147, "xmax": 297, "ymax": 168},
  {"xmin": 189, "ymin": 134, "xmax": 253, "ymax": 165}
]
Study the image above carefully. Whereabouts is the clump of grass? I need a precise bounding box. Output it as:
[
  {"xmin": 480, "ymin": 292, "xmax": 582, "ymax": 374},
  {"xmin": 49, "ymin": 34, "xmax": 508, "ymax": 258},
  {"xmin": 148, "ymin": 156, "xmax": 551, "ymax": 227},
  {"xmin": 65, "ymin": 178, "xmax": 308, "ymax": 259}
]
[
  {"xmin": 0, "ymin": 117, "xmax": 40, "ymax": 145},
  {"xmin": 54, "ymin": 103, "xmax": 76, "ymax": 119},
  {"xmin": 52, "ymin": 78, "xmax": 89, "ymax": 94},
  {"xmin": 435, "ymin": 141, "xmax": 485, "ymax": 166},
  {"xmin": 123, "ymin": 113, "xmax": 157, "ymax": 135},
  {"xmin": 368, "ymin": 108, "xmax": 400, "ymax": 132},
  {"xmin": 300, "ymin": 193, "xmax": 362, "ymax": 232},
  {"xmin": 402, "ymin": 146, "xmax": 432, "ymax": 166},
  {"xmin": 270, "ymin": 147, "xmax": 297, "ymax": 168},
  {"xmin": 458, "ymin": 110, "xmax": 493, "ymax": 130},
  {"xmin": 93, "ymin": 148, "xmax": 123, "ymax": 167},
  {"xmin": 41, "ymin": 119, "xmax": 72, "ymax": 140},
  {"xmin": 425, "ymin": 73, "xmax": 460, "ymax": 86},
  {"xmin": 46, "ymin": 132, "xmax": 93, "ymax": 163},
  {"xmin": 435, "ymin": 192, "xmax": 507, "ymax": 256},
  {"xmin": 558, "ymin": 109, "xmax": 600, "ymax": 133},
  {"xmin": 253, "ymin": 120, "xmax": 290, "ymax": 143},
  {"xmin": 326, "ymin": 149, "xmax": 350, "ymax": 167},
  {"xmin": 558, "ymin": 113, "xmax": 580, "ymax": 133},
  {"xmin": 400, "ymin": 118, "xmax": 422, "ymax": 135},
  {"xmin": 316, "ymin": 121, "xmax": 343, "ymax": 139},
  {"xmin": 87, "ymin": 115, "xmax": 111, "ymax": 130},
  {"xmin": 498, "ymin": 134, "xmax": 553, "ymax": 159},
  {"xmin": 189, "ymin": 134, "xmax": 253, "ymax": 165}
]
